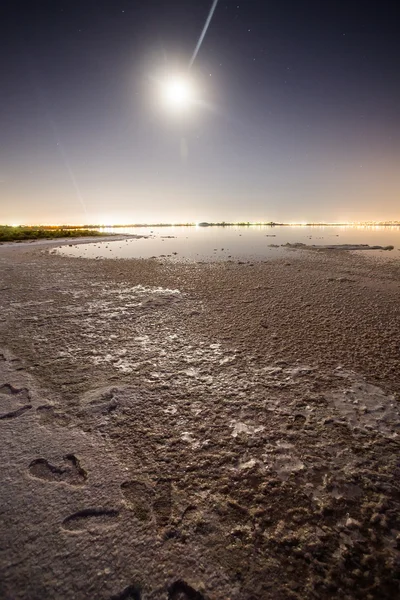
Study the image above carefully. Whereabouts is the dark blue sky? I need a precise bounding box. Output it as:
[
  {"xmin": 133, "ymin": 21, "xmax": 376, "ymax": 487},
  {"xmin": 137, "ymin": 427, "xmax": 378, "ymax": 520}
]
[{"xmin": 1, "ymin": 0, "xmax": 399, "ymax": 224}]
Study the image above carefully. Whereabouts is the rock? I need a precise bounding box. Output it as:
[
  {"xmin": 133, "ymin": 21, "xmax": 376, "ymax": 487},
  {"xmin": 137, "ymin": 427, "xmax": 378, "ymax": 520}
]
[{"xmin": 345, "ymin": 517, "xmax": 361, "ymax": 529}]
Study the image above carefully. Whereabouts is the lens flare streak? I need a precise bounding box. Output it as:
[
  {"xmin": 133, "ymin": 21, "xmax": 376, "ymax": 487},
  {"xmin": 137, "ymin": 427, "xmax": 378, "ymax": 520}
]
[{"xmin": 189, "ymin": 0, "xmax": 219, "ymax": 68}]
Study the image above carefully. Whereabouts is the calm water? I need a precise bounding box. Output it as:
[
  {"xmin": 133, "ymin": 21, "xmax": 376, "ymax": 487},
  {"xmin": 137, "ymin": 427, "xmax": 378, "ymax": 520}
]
[{"xmin": 54, "ymin": 225, "xmax": 400, "ymax": 262}]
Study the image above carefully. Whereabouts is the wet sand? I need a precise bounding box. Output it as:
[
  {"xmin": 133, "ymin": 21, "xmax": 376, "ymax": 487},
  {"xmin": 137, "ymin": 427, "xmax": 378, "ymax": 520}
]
[{"xmin": 0, "ymin": 240, "xmax": 399, "ymax": 599}]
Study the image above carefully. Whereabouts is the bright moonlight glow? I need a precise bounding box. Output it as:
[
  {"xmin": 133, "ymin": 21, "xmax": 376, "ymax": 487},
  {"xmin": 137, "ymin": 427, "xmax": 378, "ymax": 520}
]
[{"xmin": 162, "ymin": 77, "xmax": 194, "ymax": 111}]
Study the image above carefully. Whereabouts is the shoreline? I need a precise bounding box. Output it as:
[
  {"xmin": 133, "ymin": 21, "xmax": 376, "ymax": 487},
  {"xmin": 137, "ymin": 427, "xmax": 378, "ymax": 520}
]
[{"xmin": 0, "ymin": 234, "xmax": 142, "ymax": 249}]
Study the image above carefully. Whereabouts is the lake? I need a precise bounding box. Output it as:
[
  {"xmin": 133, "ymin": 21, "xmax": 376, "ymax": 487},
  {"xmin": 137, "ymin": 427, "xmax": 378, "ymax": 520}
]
[{"xmin": 54, "ymin": 225, "xmax": 400, "ymax": 262}]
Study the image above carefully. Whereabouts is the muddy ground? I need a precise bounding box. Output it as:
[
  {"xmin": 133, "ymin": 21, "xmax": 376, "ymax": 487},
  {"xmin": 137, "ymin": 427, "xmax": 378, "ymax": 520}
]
[{"xmin": 0, "ymin": 241, "xmax": 399, "ymax": 600}]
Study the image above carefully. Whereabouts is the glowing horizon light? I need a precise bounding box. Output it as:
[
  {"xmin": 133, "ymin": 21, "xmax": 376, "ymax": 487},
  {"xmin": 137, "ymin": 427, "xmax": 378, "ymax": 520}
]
[{"xmin": 161, "ymin": 76, "xmax": 195, "ymax": 112}]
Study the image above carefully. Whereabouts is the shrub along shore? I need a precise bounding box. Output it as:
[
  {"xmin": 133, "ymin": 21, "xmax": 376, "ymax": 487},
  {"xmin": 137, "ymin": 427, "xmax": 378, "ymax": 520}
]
[{"xmin": 0, "ymin": 226, "xmax": 105, "ymax": 243}]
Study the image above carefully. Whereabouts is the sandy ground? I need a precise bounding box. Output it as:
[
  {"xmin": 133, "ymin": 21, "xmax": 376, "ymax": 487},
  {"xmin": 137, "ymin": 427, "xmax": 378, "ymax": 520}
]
[{"xmin": 0, "ymin": 239, "xmax": 399, "ymax": 600}]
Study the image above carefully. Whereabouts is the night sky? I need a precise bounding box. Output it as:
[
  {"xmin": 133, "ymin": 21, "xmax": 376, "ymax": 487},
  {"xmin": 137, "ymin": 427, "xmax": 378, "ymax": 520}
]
[{"xmin": 1, "ymin": 0, "xmax": 399, "ymax": 224}]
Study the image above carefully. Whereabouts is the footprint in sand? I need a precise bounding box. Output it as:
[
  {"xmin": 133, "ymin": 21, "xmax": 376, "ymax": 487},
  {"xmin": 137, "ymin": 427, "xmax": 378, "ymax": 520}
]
[
  {"xmin": 109, "ymin": 584, "xmax": 142, "ymax": 600},
  {"xmin": 0, "ymin": 383, "xmax": 30, "ymax": 400},
  {"xmin": 168, "ymin": 580, "xmax": 205, "ymax": 600},
  {"xmin": 0, "ymin": 404, "xmax": 32, "ymax": 420},
  {"xmin": 61, "ymin": 508, "xmax": 120, "ymax": 532},
  {"xmin": 36, "ymin": 405, "xmax": 70, "ymax": 427},
  {"xmin": 121, "ymin": 478, "xmax": 172, "ymax": 528},
  {"xmin": 29, "ymin": 454, "xmax": 87, "ymax": 485},
  {"xmin": 0, "ymin": 383, "xmax": 32, "ymax": 420}
]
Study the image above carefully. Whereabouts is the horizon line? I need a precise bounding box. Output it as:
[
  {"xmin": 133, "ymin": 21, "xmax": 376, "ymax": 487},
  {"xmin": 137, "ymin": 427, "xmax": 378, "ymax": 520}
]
[{"xmin": 3, "ymin": 221, "xmax": 400, "ymax": 228}]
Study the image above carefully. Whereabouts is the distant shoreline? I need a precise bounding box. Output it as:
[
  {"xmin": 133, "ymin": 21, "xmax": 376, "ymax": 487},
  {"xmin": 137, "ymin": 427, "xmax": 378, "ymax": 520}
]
[
  {"xmin": 93, "ymin": 221, "xmax": 400, "ymax": 228},
  {"xmin": 2, "ymin": 221, "xmax": 400, "ymax": 231}
]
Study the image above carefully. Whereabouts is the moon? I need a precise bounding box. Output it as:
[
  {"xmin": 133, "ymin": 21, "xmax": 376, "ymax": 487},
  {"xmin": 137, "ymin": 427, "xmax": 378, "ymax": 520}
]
[{"xmin": 161, "ymin": 76, "xmax": 195, "ymax": 111}]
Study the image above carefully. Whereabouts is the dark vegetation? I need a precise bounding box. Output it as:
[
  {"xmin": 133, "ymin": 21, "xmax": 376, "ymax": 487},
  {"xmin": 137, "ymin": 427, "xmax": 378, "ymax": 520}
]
[{"xmin": 0, "ymin": 226, "xmax": 105, "ymax": 243}]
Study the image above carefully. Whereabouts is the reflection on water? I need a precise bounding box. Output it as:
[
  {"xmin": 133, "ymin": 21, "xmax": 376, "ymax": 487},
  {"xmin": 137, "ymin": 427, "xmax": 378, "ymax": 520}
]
[{"xmin": 54, "ymin": 225, "xmax": 400, "ymax": 262}]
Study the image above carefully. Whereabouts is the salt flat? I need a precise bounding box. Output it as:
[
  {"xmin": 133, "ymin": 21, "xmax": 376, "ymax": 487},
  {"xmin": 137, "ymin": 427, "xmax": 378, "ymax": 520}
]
[{"xmin": 0, "ymin": 241, "xmax": 399, "ymax": 600}]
